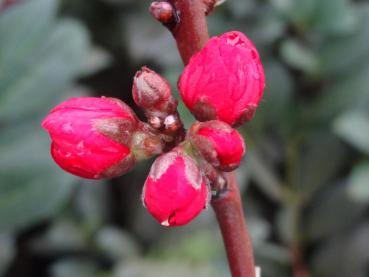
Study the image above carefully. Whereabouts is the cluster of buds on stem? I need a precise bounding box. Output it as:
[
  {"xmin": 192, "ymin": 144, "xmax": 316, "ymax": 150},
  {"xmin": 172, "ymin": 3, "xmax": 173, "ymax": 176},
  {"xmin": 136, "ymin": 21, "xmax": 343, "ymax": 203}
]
[
  {"xmin": 42, "ymin": 29, "xmax": 264, "ymax": 227},
  {"xmin": 142, "ymin": 120, "xmax": 245, "ymax": 226}
]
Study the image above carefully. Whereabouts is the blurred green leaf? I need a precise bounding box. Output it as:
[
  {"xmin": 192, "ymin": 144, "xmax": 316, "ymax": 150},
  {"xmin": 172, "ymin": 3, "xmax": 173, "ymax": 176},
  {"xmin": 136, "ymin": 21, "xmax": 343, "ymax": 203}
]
[
  {"xmin": 0, "ymin": 130, "xmax": 77, "ymax": 231},
  {"xmin": 114, "ymin": 259, "xmax": 219, "ymax": 277},
  {"xmin": 290, "ymin": 133, "xmax": 347, "ymax": 198},
  {"xmin": 101, "ymin": 0, "xmax": 134, "ymax": 6},
  {"xmin": 149, "ymin": 230, "xmax": 222, "ymax": 263},
  {"xmin": 346, "ymin": 162, "xmax": 369, "ymax": 203},
  {"xmin": 318, "ymin": 5, "xmax": 369, "ymax": 78},
  {"xmin": 311, "ymin": 0, "xmax": 356, "ymax": 35},
  {"xmin": 276, "ymin": 206, "xmax": 296, "ymax": 244},
  {"xmin": 312, "ymin": 62, "xmax": 369, "ymax": 120},
  {"xmin": 254, "ymin": 243, "xmax": 291, "ymax": 277},
  {"xmin": 0, "ymin": 0, "xmax": 57, "ymax": 68},
  {"xmin": 0, "ymin": 11, "xmax": 90, "ymax": 122},
  {"xmin": 30, "ymin": 220, "xmax": 87, "ymax": 254},
  {"xmin": 247, "ymin": 216, "xmax": 271, "ymax": 243},
  {"xmin": 247, "ymin": 149, "xmax": 283, "ymax": 202},
  {"xmin": 0, "ymin": 0, "xmax": 96, "ymax": 231},
  {"xmin": 271, "ymin": 0, "xmax": 316, "ymax": 31},
  {"xmin": 74, "ymin": 180, "xmax": 110, "ymax": 231},
  {"xmin": 0, "ymin": 233, "xmax": 15, "ymax": 276},
  {"xmin": 50, "ymin": 258, "xmax": 100, "ymax": 277},
  {"xmin": 263, "ymin": 62, "xmax": 294, "ymax": 118},
  {"xmin": 250, "ymin": 61, "xmax": 294, "ymax": 139},
  {"xmin": 80, "ymin": 46, "xmax": 111, "ymax": 76},
  {"xmin": 226, "ymin": 0, "xmax": 255, "ymax": 19},
  {"xmin": 272, "ymin": 0, "xmax": 356, "ymax": 35},
  {"xmin": 280, "ymin": 39, "xmax": 319, "ymax": 74},
  {"xmin": 249, "ymin": 10, "xmax": 286, "ymax": 47},
  {"xmin": 312, "ymin": 224, "xmax": 369, "ymax": 277},
  {"xmin": 304, "ymin": 182, "xmax": 367, "ymax": 242},
  {"xmin": 123, "ymin": 13, "xmax": 180, "ymax": 67},
  {"xmin": 96, "ymin": 226, "xmax": 139, "ymax": 261},
  {"xmin": 334, "ymin": 111, "xmax": 369, "ymax": 155}
]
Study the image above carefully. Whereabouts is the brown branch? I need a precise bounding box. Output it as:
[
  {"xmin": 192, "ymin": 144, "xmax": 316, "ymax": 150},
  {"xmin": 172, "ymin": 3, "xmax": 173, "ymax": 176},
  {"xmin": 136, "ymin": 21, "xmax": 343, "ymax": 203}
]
[
  {"xmin": 212, "ymin": 173, "xmax": 256, "ymax": 277},
  {"xmin": 150, "ymin": 1, "xmax": 256, "ymax": 276},
  {"xmin": 292, "ymin": 247, "xmax": 311, "ymax": 277},
  {"xmin": 161, "ymin": 0, "xmax": 209, "ymax": 64}
]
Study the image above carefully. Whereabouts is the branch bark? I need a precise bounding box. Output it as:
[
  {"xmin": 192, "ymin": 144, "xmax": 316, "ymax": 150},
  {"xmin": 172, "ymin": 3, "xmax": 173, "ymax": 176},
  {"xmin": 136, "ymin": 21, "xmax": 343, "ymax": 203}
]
[
  {"xmin": 156, "ymin": 1, "xmax": 256, "ymax": 276},
  {"xmin": 167, "ymin": 0, "xmax": 209, "ymax": 64},
  {"xmin": 212, "ymin": 173, "xmax": 256, "ymax": 277}
]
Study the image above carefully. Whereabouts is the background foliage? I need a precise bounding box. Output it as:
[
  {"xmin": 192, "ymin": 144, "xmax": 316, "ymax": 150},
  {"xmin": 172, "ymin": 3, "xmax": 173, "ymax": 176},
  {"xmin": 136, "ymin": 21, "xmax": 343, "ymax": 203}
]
[{"xmin": 1, "ymin": 0, "xmax": 369, "ymax": 276}]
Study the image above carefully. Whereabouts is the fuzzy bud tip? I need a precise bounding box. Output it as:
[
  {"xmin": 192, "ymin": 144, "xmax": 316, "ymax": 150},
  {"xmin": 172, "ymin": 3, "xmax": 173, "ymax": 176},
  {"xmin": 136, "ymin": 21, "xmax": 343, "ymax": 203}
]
[{"xmin": 133, "ymin": 67, "xmax": 175, "ymax": 111}]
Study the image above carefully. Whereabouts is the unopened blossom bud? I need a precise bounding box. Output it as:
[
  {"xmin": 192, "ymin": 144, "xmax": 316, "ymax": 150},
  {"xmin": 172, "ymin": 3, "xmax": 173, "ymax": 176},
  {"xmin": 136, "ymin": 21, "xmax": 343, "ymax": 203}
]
[
  {"xmin": 133, "ymin": 67, "xmax": 180, "ymax": 133},
  {"xmin": 178, "ymin": 31, "xmax": 265, "ymax": 126},
  {"xmin": 133, "ymin": 67, "xmax": 176, "ymax": 112},
  {"xmin": 142, "ymin": 148, "xmax": 209, "ymax": 227},
  {"xmin": 189, "ymin": 120, "xmax": 245, "ymax": 171},
  {"xmin": 42, "ymin": 97, "xmax": 138, "ymax": 179},
  {"xmin": 149, "ymin": 1, "xmax": 176, "ymax": 24}
]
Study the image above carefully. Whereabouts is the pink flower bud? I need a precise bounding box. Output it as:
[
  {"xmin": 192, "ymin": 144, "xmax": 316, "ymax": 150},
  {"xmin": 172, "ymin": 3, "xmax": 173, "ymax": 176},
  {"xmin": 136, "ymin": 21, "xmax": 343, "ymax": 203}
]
[
  {"xmin": 178, "ymin": 31, "xmax": 265, "ymax": 126},
  {"xmin": 189, "ymin": 121, "xmax": 245, "ymax": 171},
  {"xmin": 142, "ymin": 148, "xmax": 209, "ymax": 227},
  {"xmin": 42, "ymin": 97, "xmax": 138, "ymax": 179}
]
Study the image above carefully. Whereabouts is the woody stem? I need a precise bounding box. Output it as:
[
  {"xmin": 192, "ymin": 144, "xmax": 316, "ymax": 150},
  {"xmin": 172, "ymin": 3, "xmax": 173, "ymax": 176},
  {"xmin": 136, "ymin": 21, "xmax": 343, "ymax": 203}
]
[
  {"xmin": 159, "ymin": 1, "xmax": 256, "ymax": 276},
  {"xmin": 212, "ymin": 173, "xmax": 256, "ymax": 277}
]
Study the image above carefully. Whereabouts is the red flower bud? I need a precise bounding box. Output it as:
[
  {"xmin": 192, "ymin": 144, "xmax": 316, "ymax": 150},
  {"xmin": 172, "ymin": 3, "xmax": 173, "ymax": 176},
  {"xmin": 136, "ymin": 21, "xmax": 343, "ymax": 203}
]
[
  {"xmin": 143, "ymin": 148, "xmax": 209, "ymax": 227},
  {"xmin": 178, "ymin": 31, "xmax": 265, "ymax": 126},
  {"xmin": 42, "ymin": 97, "xmax": 138, "ymax": 179},
  {"xmin": 189, "ymin": 121, "xmax": 245, "ymax": 171}
]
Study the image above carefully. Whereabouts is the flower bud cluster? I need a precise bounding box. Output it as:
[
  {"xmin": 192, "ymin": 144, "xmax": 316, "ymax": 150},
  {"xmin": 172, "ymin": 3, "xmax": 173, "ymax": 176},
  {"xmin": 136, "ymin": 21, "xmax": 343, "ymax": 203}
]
[
  {"xmin": 42, "ymin": 30, "xmax": 264, "ymax": 227},
  {"xmin": 143, "ymin": 120, "xmax": 245, "ymax": 226},
  {"xmin": 143, "ymin": 31, "xmax": 264, "ymax": 226}
]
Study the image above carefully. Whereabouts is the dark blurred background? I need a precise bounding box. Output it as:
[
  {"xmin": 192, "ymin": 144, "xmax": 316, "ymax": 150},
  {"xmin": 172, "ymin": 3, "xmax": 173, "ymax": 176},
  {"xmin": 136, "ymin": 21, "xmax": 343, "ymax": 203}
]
[{"xmin": 1, "ymin": 0, "xmax": 369, "ymax": 276}]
